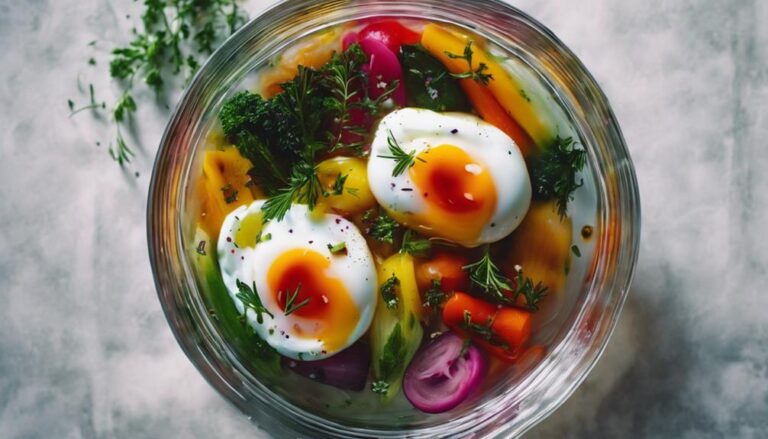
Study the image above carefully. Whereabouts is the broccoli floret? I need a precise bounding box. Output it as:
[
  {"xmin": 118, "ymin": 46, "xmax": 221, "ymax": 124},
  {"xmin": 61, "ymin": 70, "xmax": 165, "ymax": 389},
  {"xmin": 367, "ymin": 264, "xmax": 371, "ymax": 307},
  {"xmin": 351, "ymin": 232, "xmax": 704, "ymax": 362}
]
[{"xmin": 219, "ymin": 91, "xmax": 307, "ymax": 191}]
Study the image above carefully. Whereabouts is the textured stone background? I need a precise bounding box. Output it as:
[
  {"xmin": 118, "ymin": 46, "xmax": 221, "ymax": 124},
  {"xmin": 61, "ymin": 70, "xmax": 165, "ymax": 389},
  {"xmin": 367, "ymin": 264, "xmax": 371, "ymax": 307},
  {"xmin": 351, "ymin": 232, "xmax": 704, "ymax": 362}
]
[{"xmin": 1, "ymin": 0, "xmax": 766, "ymax": 437}]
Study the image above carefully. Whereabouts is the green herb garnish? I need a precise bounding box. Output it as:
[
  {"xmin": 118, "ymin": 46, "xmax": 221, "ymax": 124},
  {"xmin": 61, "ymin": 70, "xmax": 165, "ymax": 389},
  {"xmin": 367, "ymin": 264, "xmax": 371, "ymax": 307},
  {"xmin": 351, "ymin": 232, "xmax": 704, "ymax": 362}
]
[
  {"xmin": 364, "ymin": 209, "xmax": 400, "ymax": 244},
  {"xmin": 260, "ymin": 162, "xmax": 322, "ymax": 222},
  {"xmin": 401, "ymin": 229, "xmax": 432, "ymax": 256},
  {"xmin": 460, "ymin": 310, "xmax": 509, "ymax": 349},
  {"xmin": 377, "ymin": 130, "xmax": 425, "ymax": 177},
  {"xmin": 380, "ymin": 273, "xmax": 400, "ymax": 310},
  {"xmin": 221, "ymin": 184, "xmax": 238, "ymax": 204},
  {"xmin": 507, "ymin": 265, "xmax": 548, "ymax": 312},
  {"xmin": 463, "ymin": 246, "xmax": 512, "ymax": 301},
  {"xmin": 72, "ymin": 1, "xmax": 247, "ymax": 166},
  {"xmin": 378, "ymin": 322, "xmax": 405, "ymax": 380},
  {"xmin": 530, "ymin": 136, "xmax": 587, "ymax": 219},
  {"xmin": 371, "ymin": 380, "xmax": 390, "ymax": 395},
  {"xmin": 423, "ymin": 279, "xmax": 447, "ymax": 308},
  {"xmin": 327, "ymin": 241, "xmax": 347, "ymax": 254},
  {"xmin": 235, "ymin": 279, "xmax": 273, "ymax": 324},
  {"xmin": 283, "ymin": 283, "xmax": 311, "ymax": 316},
  {"xmin": 444, "ymin": 41, "xmax": 494, "ymax": 85},
  {"xmin": 327, "ymin": 173, "xmax": 348, "ymax": 197},
  {"xmin": 571, "ymin": 245, "xmax": 581, "ymax": 257}
]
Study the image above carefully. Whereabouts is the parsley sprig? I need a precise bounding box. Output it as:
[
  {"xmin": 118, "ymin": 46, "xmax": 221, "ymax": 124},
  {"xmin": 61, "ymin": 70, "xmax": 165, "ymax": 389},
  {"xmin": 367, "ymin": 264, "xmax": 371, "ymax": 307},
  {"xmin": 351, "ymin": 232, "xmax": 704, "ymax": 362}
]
[
  {"xmin": 235, "ymin": 279, "xmax": 273, "ymax": 324},
  {"xmin": 72, "ymin": 0, "xmax": 247, "ymax": 166},
  {"xmin": 377, "ymin": 130, "xmax": 425, "ymax": 177},
  {"xmin": 380, "ymin": 273, "xmax": 400, "ymax": 310},
  {"xmin": 530, "ymin": 137, "xmax": 587, "ymax": 219},
  {"xmin": 444, "ymin": 41, "xmax": 494, "ymax": 86}
]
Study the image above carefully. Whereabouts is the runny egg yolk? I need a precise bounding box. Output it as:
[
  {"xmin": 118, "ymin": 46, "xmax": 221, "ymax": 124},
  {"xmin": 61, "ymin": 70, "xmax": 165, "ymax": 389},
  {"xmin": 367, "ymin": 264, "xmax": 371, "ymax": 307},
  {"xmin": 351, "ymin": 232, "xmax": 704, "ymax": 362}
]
[
  {"xmin": 408, "ymin": 144, "xmax": 498, "ymax": 243},
  {"xmin": 266, "ymin": 248, "xmax": 360, "ymax": 353}
]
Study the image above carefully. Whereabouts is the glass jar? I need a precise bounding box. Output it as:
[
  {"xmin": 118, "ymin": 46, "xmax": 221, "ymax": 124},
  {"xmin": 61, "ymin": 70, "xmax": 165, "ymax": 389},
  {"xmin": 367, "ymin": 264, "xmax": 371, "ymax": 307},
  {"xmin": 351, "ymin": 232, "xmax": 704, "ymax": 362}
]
[{"xmin": 148, "ymin": 0, "xmax": 640, "ymax": 436}]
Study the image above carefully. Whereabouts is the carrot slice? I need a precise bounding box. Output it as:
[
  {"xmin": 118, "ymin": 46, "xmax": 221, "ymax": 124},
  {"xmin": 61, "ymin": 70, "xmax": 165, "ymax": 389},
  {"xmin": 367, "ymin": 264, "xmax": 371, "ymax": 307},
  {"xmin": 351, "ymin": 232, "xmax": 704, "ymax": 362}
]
[
  {"xmin": 458, "ymin": 79, "xmax": 534, "ymax": 156},
  {"xmin": 421, "ymin": 23, "xmax": 553, "ymax": 151}
]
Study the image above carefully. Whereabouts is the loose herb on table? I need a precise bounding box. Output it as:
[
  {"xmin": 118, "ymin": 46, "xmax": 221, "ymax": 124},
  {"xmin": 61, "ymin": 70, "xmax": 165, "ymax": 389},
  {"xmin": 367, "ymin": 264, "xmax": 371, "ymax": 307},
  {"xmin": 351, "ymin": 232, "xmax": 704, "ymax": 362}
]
[{"xmin": 70, "ymin": 1, "xmax": 248, "ymax": 167}]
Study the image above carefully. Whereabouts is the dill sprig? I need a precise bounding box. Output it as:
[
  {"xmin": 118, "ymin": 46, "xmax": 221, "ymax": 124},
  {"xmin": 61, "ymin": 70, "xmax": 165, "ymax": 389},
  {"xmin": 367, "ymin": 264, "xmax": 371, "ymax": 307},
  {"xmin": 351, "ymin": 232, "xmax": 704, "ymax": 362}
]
[
  {"xmin": 530, "ymin": 136, "xmax": 587, "ymax": 219},
  {"xmin": 235, "ymin": 279, "xmax": 273, "ymax": 324},
  {"xmin": 444, "ymin": 41, "xmax": 494, "ymax": 86},
  {"xmin": 377, "ymin": 130, "xmax": 425, "ymax": 177}
]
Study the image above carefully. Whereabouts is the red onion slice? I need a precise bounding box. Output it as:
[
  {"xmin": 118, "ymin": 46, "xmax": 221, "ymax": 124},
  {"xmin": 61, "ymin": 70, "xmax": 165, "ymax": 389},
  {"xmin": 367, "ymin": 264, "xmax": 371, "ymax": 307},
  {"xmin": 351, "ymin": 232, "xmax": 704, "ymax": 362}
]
[
  {"xmin": 403, "ymin": 333, "xmax": 486, "ymax": 413},
  {"xmin": 282, "ymin": 343, "xmax": 371, "ymax": 392}
]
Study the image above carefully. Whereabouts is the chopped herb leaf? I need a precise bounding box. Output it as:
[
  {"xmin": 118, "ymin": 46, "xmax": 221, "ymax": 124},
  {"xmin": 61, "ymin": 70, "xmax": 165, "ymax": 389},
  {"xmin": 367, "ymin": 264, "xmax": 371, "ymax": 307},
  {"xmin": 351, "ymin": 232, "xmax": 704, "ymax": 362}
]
[
  {"xmin": 221, "ymin": 184, "xmax": 238, "ymax": 204},
  {"xmin": 423, "ymin": 279, "xmax": 447, "ymax": 308},
  {"xmin": 380, "ymin": 273, "xmax": 400, "ymax": 309},
  {"xmin": 571, "ymin": 245, "xmax": 581, "ymax": 257},
  {"xmin": 364, "ymin": 209, "xmax": 400, "ymax": 244},
  {"xmin": 379, "ymin": 322, "xmax": 405, "ymax": 380},
  {"xmin": 371, "ymin": 380, "xmax": 390, "ymax": 395},
  {"xmin": 327, "ymin": 241, "xmax": 347, "ymax": 254}
]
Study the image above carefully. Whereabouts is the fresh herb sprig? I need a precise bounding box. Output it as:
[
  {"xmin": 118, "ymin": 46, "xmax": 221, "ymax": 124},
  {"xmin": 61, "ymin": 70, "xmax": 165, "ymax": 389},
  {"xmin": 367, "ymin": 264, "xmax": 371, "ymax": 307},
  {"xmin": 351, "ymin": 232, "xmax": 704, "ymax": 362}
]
[
  {"xmin": 444, "ymin": 41, "xmax": 494, "ymax": 85},
  {"xmin": 378, "ymin": 130, "xmax": 425, "ymax": 177},
  {"xmin": 463, "ymin": 246, "xmax": 513, "ymax": 301},
  {"xmin": 283, "ymin": 284, "xmax": 311, "ymax": 316},
  {"xmin": 508, "ymin": 266, "xmax": 548, "ymax": 312},
  {"xmin": 235, "ymin": 279, "xmax": 273, "ymax": 324},
  {"xmin": 261, "ymin": 162, "xmax": 322, "ymax": 222},
  {"xmin": 373, "ymin": 322, "xmax": 405, "ymax": 395},
  {"xmin": 72, "ymin": 1, "xmax": 248, "ymax": 167},
  {"xmin": 530, "ymin": 136, "xmax": 587, "ymax": 219},
  {"xmin": 460, "ymin": 310, "xmax": 509, "ymax": 349},
  {"xmin": 463, "ymin": 248, "xmax": 548, "ymax": 311}
]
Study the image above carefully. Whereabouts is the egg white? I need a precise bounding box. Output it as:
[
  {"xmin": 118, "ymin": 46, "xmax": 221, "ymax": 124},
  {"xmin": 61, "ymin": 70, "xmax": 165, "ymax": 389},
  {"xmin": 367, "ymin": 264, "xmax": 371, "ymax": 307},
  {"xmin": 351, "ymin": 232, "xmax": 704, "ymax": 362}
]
[
  {"xmin": 217, "ymin": 201, "xmax": 377, "ymax": 360},
  {"xmin": 367, "ymin": 108, "xmax": 532, "ymax": 247}
]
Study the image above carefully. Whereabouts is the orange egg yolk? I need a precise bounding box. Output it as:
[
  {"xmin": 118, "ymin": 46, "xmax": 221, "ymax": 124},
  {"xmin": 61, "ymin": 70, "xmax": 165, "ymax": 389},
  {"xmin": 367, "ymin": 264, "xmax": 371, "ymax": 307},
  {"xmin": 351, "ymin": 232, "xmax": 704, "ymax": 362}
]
[
  {"xmin": 407, "ymin": 144, "xmax": 497, "ymax": 243},
  {"xmin": 266, "ymin": 249, "xmax": 360, "ymax": 353}
]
